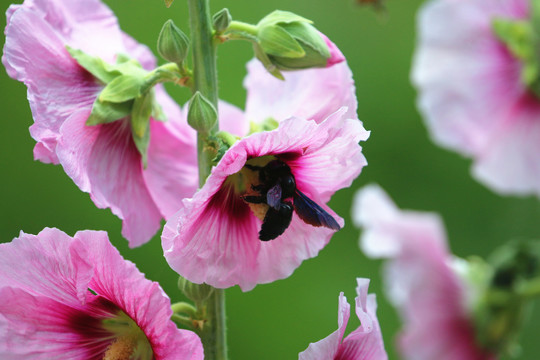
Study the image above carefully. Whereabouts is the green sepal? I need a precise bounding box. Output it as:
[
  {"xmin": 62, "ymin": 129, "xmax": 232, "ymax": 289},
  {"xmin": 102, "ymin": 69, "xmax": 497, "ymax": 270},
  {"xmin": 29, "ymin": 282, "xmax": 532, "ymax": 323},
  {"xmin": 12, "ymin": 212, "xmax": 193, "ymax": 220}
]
[
  {"xmin": 206, "ymin": 131, "xmax": 238, "ymax": 166},
  {"xmin": 258, "ymin": 25, "xmax": 305, "ymax": 58},
  {"xmin": 187, "ymin": 91, "xmax": 218, "ymax": 134},
  {"xmin": 157, "ymin": 20, "xmax": 190, "ymax": 65},
  {"xmin": 249, "ymin": 118, "xmax": 279, "ymax": 134},
  {"xmin": 131, "ymin": 118, "xmax": 151, "ymax": 168},
  {"xmin": 253, "ymin": 43, "xmax": 284, "ymax": 80},
  {"xmin": 99, "ymin": 75, "xmax": 144, "ymax": 103},
  {"xmin": 66, "ymin": 46, "xmax": 121, "ymax": 84},
  {"xmin": 213, "ymin": 8, "xmax": 232, "ymax": 34},
  {"xmin": 492, "ymin": 17, "xmax": 540, "ymax": 94},
  {"xmin": 282, "ymin": 22, "xmax": 329, "ymax": 58},
  {"xmin": 152, "ymin": 101, "xmax": 167, "ymax": 122},
  {"xmin": 257, "ymin": 10, "xmax": 312, "ymax": 28},
  {"xmin": 131, "ymin": 93, "xmax": 153, "ymax": 139},
  {"xmin": 86, "ymin": 98, "xmax": 133, "ymax": 126}
]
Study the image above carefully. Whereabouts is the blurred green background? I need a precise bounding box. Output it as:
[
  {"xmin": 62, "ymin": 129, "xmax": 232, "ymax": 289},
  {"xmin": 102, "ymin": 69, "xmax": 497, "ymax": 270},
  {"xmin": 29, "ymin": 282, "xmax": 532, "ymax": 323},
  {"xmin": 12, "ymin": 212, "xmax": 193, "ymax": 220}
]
[{"xmin": 1, "ymin": 0, "xmax": 540, "ymax": 358}]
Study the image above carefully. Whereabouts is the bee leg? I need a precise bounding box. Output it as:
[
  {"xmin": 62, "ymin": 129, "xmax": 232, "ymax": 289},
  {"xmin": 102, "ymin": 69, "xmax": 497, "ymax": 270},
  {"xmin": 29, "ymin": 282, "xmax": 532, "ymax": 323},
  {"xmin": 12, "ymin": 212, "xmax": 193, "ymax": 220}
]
[{"xmin": 241, "ymin": 195, "xmax": 266, "ymax": 204}]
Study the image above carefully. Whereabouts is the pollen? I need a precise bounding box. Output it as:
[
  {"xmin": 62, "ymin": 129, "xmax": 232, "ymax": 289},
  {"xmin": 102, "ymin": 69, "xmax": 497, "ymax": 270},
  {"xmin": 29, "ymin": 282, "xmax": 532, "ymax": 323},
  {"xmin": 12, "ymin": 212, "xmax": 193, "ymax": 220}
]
[
  {"xmin": 103, "ymin": 335, "xmax": 136, "ymax": 360},
  {"xmin": 248, "ymin": 203, "xmax": 269, "ymax": 221}
]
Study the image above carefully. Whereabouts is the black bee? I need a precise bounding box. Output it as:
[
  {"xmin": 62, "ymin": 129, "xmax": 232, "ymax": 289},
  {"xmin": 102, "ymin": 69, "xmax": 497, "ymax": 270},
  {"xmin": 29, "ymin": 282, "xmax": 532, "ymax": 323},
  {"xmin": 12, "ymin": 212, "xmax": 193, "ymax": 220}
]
[{"xmin": 242, "ymin": 159, "xmax": 341, "ymax": 241}]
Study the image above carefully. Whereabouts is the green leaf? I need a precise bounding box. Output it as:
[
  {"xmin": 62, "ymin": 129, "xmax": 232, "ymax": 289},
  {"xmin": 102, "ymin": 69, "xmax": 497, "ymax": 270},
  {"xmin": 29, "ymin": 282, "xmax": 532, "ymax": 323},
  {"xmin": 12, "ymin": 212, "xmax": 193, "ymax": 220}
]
[
  {"xmin": 86, "ymin": 99, "xmax": 133, "ymax": 126},
  {"xmin": 258, "ymin": 25, "xmax": 305, "ymax": 58},
  {"xmin": 131, "ymin": 94, "xmax": 153, "ymax": 139},
  {"xmin": 66, "ymin": 46, "xmax": 121, "ymax": 83},
  {"xmin": 99, "ymin": 75, "xmax": 143, "ymax": 103}
]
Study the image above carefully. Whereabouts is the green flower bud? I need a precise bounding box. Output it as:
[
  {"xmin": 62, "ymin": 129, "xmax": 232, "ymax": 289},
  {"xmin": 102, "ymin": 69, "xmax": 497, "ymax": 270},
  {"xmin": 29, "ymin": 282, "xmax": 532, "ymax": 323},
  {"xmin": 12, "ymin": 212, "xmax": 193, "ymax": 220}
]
[
  {"xmin": 213, "ymin": 8, "xmax": 232, "ymax": 34},
  {"xmin": 187, "ymin": 91, "xmax": 218, "ymax": 134},
  {"xmin": 157, "ymin": 19, "xmax": 190, "ymax": 65},
  {"xmin": 178, "ymin": 276, "xmax": 214, "ymax": 305},
  {"xmin": 256, "ymin": 10, "xmax": 330, "ymax": 71}
]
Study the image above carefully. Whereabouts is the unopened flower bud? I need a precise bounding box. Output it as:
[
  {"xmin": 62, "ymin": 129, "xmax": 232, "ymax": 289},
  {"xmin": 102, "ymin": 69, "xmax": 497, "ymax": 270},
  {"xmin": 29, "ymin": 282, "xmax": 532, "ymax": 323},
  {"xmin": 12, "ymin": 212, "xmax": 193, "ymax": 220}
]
[
  {"xmin": 187, "ymin": 91, "xmax": 218, "ymax": 134},
  {"xmin": 157, "ymin": 19, "xmax": 190, "ymax": 65},
  {"xmin": 213, "ymin": 8, "xmax": 232, "ymax": 34},
  {"xmin": 178, "ymin": 276, "xmax": 214, "ymax": 305},
  {"xmin": 256, "ymin": 10, "xmax": 332, "ymax": 71}
]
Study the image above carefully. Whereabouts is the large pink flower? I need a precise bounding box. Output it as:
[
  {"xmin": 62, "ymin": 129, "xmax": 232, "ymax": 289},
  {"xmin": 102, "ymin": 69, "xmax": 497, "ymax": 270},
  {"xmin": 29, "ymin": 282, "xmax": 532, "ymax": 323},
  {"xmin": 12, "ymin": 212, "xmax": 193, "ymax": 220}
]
[
  {"xmin": 411, "ymin": 0, "xmax": 540, "ymax": 196},
  {"xmin": 163, "ymin": 108, "xmax": 369, "ymax": 291},
  {"xmin": 2, "ymin": 0, "xmax": 198, "ymax": 247},
  {"xmin": 353, "ymin": 185, "xmax": 495, "ymax": 360},
  {"xmin": 0, "ymin": 228, "xmax": 203, "ymax": 359},
  {"xmin": 298, "ymin": 278, "xmax": 388, "ymax": 360}
]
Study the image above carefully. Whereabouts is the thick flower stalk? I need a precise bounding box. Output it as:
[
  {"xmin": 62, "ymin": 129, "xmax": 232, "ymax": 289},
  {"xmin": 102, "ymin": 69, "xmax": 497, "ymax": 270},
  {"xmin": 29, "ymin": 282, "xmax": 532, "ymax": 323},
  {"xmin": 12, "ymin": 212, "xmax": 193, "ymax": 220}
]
[
  {"xmin": 412, "ymin": 0, "xmax": 540, "ymax": 197},
  {"xmin": 0, "ymin": 228, "xmax": 203, "ymax": 359},
  {"xmin": 2, "ymin": 0, "xmax": 198, "ymax": 247},
  {"xmin": 163, "ymin": 107, "xmax": 369, "ymax": 291},
  {"xmin": 353, "ymin": 185, "xmax": 495, "ymax": 360},
  {"xmin": 299, "ymin": 278, "xmax": 388, "ymax": 360}
]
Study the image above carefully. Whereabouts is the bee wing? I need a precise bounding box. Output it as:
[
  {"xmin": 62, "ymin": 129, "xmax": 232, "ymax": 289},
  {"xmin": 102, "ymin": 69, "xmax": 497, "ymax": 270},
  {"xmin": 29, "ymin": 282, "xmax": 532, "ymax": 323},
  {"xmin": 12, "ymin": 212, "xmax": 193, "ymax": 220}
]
[
  {"xmin": 259, "ymin": 203, "xmax": 293, "ymax": 241},
  {"xmin": 266, "ymin": 184, "xmax": 282, "ymax": 210},
  {"xmin": 293, "ymin": 190, "xmax": 341, "ymax": 230}
]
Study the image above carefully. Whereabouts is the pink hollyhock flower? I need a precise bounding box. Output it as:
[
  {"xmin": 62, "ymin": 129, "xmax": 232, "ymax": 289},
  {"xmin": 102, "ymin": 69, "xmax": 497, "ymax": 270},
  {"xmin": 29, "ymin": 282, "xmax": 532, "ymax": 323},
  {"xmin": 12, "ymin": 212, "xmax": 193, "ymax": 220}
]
[
  {"xmin": 163, "ymin": 108, "xmax": 369, "ymax": 291},
  {"xmin": 353, "ymin": 185, "xmax": 495, "ymax": 360},
  {"xmin": 0, "ymin": 227, "xmax": 203, "ymax": 359},
  {"xmin": 298, "ymin": 278, "xmax": 388, "ymax": 360},
  {"xmin": 2, "ymin": 0, "xmax": 198, "ymax": 247},
  {"xmin": 411, "ymin": 0, "xmax": 540, "ymax": 197}
]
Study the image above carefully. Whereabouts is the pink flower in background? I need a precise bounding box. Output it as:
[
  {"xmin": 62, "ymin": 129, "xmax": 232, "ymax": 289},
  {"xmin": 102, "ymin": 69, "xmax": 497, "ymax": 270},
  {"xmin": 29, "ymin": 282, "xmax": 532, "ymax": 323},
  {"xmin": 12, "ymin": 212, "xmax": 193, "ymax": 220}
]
[
  {"xmin": 353, "ymin": 185, "xmax": 495, "ymax": 360},
  {"xmin": 0, "ymin": 228, "xmax": 203, "ymax": 359},
  {"xmin": 411, "ymin": 0, "xmax": 540, "ymax": 197},
  {"xmin": 163, "ymin": 108, "xmax": 369, "ymax": 291},
  {"xmin": 299, "ymin": 278, "xmax": 388, "ymax": 360},
  {"xmin": 2, "ymin": 0, "xmax": 198, "ymax": 247}
]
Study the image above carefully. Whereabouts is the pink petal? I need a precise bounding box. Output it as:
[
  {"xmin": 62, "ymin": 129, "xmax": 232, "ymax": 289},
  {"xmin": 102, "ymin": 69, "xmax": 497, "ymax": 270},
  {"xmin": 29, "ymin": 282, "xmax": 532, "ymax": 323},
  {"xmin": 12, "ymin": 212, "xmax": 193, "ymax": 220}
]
[
  {"xmin": 77, "ymin": 230, "xmax": 204, "ymax": 360},
  {"xmin": 218, "ymin": 100, "xmax": 249, "ymax": 137},
  {"xmin": 319, "ymin": 32, "xmax": 346, "ymax": 67},
  {"xmin": 0, "ymin": 287, "xmax": 96, "ymax": 359},
  {"xmin": 143, "ymin": 86, "xmax": 199, "ymax": 219},
  {"xmin": 335, "ymin": 279, "xmax": 387, "ymax": 360},
  {"xmin": 163, "ymin": 111, "xmax": 365, "ymax": 290},
  {"xmin": 354, "ymin": 185, "xmax": 494, "ymax": 360},
  {"xmin": 57, "ymin": 111, "xmax": 162, "ymax": 247},
  {"xmin": 0, "ymin": 228, "xmax": 93, "ymax": 305},
  {"xmin": 472, "ymin": 106, "xmax": 540, "ymax": 196},
  {"xmin": 244, "ymin": 59, "xmax": 358, "ymax": 125},
  {"xmin": 298, "ymin": 293, "xmax": 350, "ymax": 360},
  {"xmin": 2, "ymin": 5, "xmax": 102, "ymax": 163}
]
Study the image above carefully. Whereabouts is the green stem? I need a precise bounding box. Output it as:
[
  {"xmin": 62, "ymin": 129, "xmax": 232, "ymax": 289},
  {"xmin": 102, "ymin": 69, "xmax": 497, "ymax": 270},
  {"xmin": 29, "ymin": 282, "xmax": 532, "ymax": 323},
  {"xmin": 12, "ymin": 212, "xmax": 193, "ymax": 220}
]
[{"xmin": 187, "ymin": 1, "xmax": 227, "ymax": 360}]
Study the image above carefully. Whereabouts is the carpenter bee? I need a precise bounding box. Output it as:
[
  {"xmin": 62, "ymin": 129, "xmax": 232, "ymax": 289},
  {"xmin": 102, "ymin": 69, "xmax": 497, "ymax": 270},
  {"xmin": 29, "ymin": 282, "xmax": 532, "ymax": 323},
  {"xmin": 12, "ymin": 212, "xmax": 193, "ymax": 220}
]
[{"xmin": 242, "ymin": 159, "xmax": 340, "ymax": 241}]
